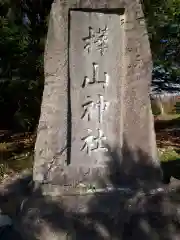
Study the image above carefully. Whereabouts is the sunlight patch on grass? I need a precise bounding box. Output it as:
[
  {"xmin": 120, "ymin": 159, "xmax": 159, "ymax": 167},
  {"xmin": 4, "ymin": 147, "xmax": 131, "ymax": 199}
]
[
  {"xmin": 0, "ymin": 142, "xmax": 15, "ymax": 152},
  {"xmin": 8, "ymin": 151, "xmax": 33, "ymax": 172},
  {"xmin": 158, "ymin": 147, "xmax": 180, "ymax": 162},
  {"xmin": 0, "ymin": 150, "xmax": 33, "ymax": 180},
  {"xmin": 0, "ymin": 132, "xmax": 35, "ymax": 180},
  {"xmin": 156, "ymin": 113, "xmax": 180, "ymax": 121}
]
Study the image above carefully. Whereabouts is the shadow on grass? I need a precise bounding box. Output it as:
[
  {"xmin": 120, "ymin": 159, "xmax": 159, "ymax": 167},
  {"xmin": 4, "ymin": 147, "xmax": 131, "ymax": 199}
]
[
  {"xmin": 155, "ymin": 117, "xmax": 180, "ymax": 132},
  {"xmin": 0, "ymin": 140, "xmax": 180, "ymax": 239},
  {"xmin": 161, "ymin": 160, "xmax": 180, "ymax": 184}
]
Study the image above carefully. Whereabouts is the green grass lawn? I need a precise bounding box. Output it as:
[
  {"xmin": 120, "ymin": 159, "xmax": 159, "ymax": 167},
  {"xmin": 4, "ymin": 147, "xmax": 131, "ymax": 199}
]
[{"xmin": 158, "ymin": 147, "xmax": 180, "ymax": 162}]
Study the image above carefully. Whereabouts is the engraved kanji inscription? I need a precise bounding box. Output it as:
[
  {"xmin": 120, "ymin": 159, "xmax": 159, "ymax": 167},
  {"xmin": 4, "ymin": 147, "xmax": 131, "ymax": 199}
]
[
  {"xmin": 96, "ymin": 94, "xmax": 109, "ymax": 123},
  {"xmin": 81, "ymin": 95, "xmax": 109, "ymax": 123},
  {"xmin": 82, "ymin": 63, "xmax": 109, "ymax": 89},
  {"xmin": 81, "ymin": 129, "xmax": 107, "ymax": 156},
  {"xmin": 81, "ymin": 97, "xmax": 95, "ymax": 121},
  {"xmin": 82, "ymin": 27, "xmax": 95, "ymax": 54},
  {"xmin": 82, "ymin": 26, "xmax": 108, "ymax": 55},
  {"xmin": 94, "ymin": 26, "xmax": 108, "ymax": 56}
]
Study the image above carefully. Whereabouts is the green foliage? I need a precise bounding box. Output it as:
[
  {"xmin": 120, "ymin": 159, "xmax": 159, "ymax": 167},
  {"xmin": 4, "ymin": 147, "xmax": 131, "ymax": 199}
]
[
  {"xmin": 143, "ymin": 0, "xmax": 180, "ymax": 93},
  {"xmin": 0, "ymin": 0, "xmax": 52, "ymax": 131}
]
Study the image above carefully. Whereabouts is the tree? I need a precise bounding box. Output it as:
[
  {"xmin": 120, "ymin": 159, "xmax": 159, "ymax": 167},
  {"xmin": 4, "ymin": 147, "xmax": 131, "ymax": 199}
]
[
  {"xmin": 0, "ymin": 0, "xmax": 53, "ymax": 131},
  {"xmin": 143, "ymin": 0, "xmax": 180, "ymax": 94}
]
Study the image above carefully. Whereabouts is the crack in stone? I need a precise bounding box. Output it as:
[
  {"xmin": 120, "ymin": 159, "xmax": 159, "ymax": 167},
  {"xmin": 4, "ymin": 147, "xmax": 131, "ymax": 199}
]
[{"xmin": 42, "ymin": 145, "xmax": 68, "ymax": 184}]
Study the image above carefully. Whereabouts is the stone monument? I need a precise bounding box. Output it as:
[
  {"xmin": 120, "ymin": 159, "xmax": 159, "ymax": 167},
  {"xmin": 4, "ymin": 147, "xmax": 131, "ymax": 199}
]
[
  {"xmin": 20, "ymin": 1, "xmax": 162, "ymax": 239},
  {"xmin": 33, "ymin": 0, "xmax": 160, "ymax": 191}
]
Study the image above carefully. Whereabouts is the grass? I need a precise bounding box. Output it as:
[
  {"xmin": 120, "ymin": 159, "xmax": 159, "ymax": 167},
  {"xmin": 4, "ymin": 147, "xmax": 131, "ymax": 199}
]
[
  {"xmin": 0, "ymin": 132, "xmax": 34, "ymax": 180},
  {"xmin": 156, "ymin": 113, "xmax": 180, "ymax": 163},
  {"xmin": 158, "ymin": 147, "xmax": 180, "ymax": 162},
  {"xmin": 0, "ymin": 150, "xmax": 33, "ymax": 180},
  {"xmin": 156, "ymin": 113, "xmax": 180, "ymax": 121}
]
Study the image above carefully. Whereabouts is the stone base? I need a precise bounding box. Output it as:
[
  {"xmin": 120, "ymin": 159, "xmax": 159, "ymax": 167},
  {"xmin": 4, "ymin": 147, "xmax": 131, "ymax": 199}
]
[{"xmin": 18, "ymin": 187, "xmax": 180, "ymax": 240}]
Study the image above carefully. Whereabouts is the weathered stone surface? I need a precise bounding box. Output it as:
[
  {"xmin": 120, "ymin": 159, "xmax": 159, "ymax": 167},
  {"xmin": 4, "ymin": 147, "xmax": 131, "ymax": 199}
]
[{"xmin": 33, "ymin": 0, "xmax": 161, "ymax": 190}]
